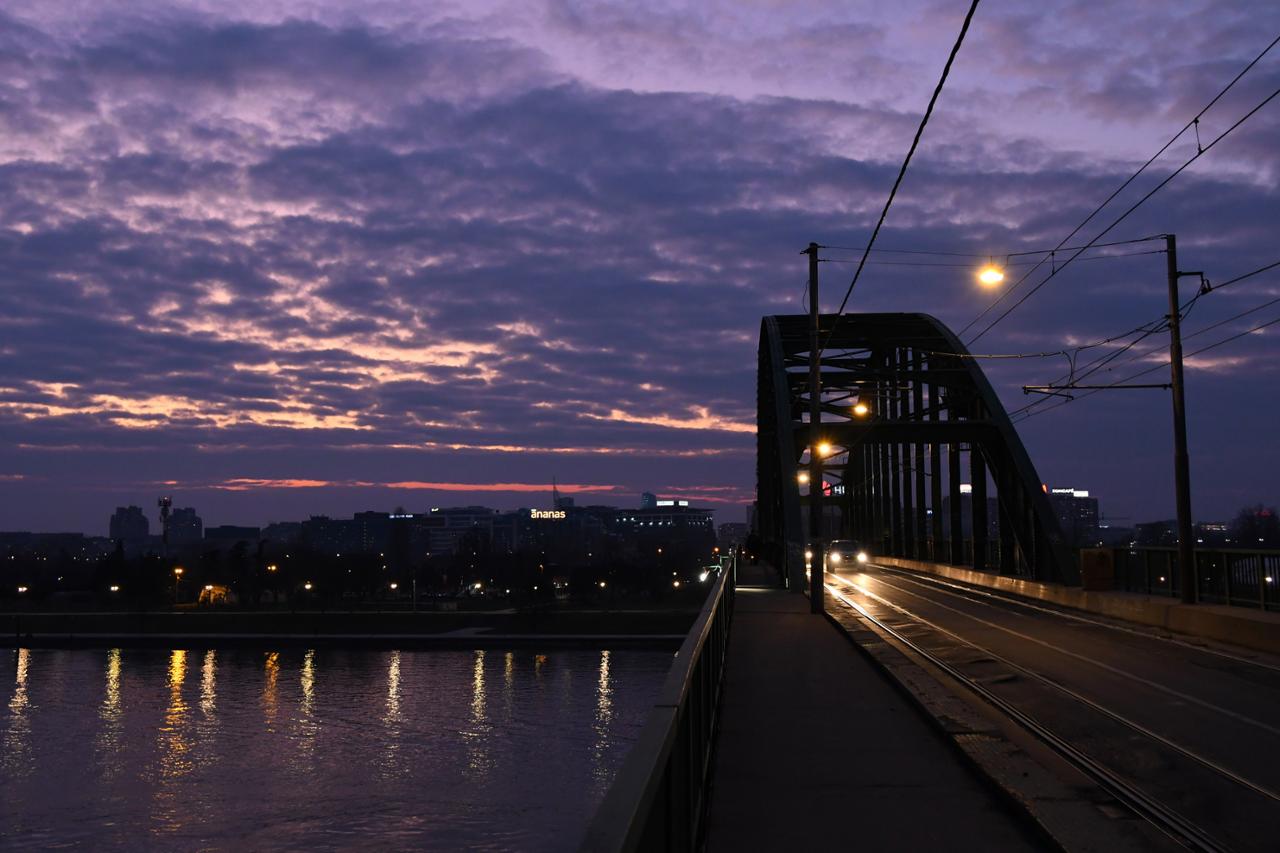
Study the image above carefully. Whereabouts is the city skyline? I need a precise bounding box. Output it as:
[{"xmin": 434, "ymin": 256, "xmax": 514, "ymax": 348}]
[{"xmin": 2, "ymin": 1, "xmax": 1278, "ymax": 532}]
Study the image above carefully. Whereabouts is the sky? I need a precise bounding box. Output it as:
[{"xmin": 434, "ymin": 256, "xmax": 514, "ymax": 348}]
[{"xmin": 1, "ymin": 0, "xmax": 1278, "ymax": 535}]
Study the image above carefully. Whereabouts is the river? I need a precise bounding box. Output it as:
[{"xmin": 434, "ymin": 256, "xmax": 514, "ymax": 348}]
[{"xmin": 0, "ymin": 646, "xmax": 672, "ymax": 851}]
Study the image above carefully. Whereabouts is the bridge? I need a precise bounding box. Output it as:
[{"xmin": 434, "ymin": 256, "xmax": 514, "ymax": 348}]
[{"xmin": 581, "ymin": 313, "xmax": 1280, "ymax": 853}]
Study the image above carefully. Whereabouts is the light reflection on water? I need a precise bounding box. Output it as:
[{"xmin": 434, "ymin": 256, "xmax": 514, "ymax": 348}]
[{"xmin": 0, "ymin": 646, "xmax": 669, "ymax": 851}]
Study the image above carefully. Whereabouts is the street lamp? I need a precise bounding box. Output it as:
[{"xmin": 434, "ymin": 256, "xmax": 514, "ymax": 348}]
[
  {"xmin": 173, "ymin": 566, "xmax": 184, "ymax": 603},
  {"xmin": 853, "ymin": 402, "xmax": 870, "ymax": 417},
  {"xmin": 977, "ymin": 261, "xmax": 1005, "ymax": 287}
]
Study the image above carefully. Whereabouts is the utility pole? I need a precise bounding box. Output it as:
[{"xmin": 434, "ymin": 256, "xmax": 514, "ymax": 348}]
[
  {"xmin": 806, "ymin": 242, "xmax": 824, "ymax": 614},
  {"xmin": 1166, "ymin": 234, "xmax": 1196, "ymax": 604}
]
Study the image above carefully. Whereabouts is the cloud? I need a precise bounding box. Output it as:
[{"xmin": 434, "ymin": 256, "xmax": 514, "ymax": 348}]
[{"xmin": 1, "ymin": 2, "xmax": 1277, "ymax": 529}]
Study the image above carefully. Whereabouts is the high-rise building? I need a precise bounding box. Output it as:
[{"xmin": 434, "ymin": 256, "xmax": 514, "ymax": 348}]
[
  {"xmin": 169, "ymin": 507, "xmax": 203, "ymax": 545},
  {"xmin": 1047, "ymin": 487, "xmax": 1100, "ymax": 547},
  {"xmin": 108, "ymin": 506, "xmax": 149, "ymax": 542}
]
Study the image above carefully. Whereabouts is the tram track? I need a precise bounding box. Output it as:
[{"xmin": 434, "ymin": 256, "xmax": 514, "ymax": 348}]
[
  {"xmin": 824, "ymin": 569, "xmax": 1280, "ymax": 852},
  {"xmin": 871, "ymin": 564, "xmax": 1280, "ymax": 675}
]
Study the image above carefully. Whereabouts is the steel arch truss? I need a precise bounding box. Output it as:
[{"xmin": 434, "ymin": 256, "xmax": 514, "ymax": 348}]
[{"xmin": 758, "ymin": 313, "xmax": 1074, "ymax": 589}]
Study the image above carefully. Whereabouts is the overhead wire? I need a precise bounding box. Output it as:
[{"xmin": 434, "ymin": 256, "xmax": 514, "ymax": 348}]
[
  {"xmin": 819, "ymin": 0, "xmax": 981, "ymax": 354},
  {"xmin": 1010, "ymin": 257, "xmax": 1280, "ymax": 416},
  {"xmin": 1014, "ymin": 312, "xmax": 1280, "ymax": 423},
  {"xmin": 957, "ymin": 32, "xmax": 1280, "ymax": 343}
]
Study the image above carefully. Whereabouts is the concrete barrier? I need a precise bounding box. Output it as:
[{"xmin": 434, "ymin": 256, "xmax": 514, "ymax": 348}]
[{"xmin": 876, "ymin": 556, "xmax": 1280, "ymax": 657}]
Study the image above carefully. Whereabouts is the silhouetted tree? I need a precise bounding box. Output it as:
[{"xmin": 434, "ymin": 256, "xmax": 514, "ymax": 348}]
[{"xmin": 1230, "ymin": 504, "xmax": 1280, "ymax": 547}]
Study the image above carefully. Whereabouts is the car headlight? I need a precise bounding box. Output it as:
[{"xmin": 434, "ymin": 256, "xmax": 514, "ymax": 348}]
[
  {"xmin": 829, "ymin": 552, "xmax": 841, "ymax": 563},
  {"xmin": 857, "ymin": 551, "xmax": 868, "ymax": 563}
]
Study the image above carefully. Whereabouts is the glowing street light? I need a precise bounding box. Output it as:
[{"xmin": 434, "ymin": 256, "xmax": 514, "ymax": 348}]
[
  {"xmin": 303, "ymin": 581, "xmax": 313, "ymax": 591},
  {"xmin": 853, "ymin": 402, "xmax": 870, "ymax": 417},
  {"xmin": 389, "ymin": 582, "xmax": 398, "ymax": 590},
  {"xmin": 977, "ymin": 262, "xmax": 1005, "ymax": 287},
  {"xmin": 797, "ymin": 471, "xmax": 810, "ymax": 484},
  {"xmin": 816, "ymin": 442, "xmax": 833, "ymax": 458}
]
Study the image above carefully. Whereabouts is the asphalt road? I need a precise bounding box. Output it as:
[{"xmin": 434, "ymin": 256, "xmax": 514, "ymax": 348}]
[{"xmin": 825, "ymin": 563, "xmax": 1280, "ymax": 853}]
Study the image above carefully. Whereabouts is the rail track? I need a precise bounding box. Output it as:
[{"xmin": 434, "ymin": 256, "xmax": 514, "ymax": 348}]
[{"xmin": 825, "ymin": 567, "xmax": 1280, "ymax": 852}]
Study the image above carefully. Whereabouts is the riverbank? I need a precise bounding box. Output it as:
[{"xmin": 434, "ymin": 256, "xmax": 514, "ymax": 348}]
[{"xmin": 1, "ymin": 607, "xmax": 696, "ymax": 649}]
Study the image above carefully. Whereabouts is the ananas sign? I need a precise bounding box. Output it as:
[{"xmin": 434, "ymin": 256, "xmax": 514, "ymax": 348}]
[{"xmin": 531, "ymin": 509, "xmax": 567, "ymax": 520}]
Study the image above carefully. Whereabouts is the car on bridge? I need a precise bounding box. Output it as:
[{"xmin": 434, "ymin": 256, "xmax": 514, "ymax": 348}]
[{"xmin": 826, "ymin": 539, "xmax": 870, "ymax": 570}]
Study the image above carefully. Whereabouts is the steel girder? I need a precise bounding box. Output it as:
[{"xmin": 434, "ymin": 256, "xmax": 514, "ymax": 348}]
[{"xmin": 757, "ymin": 312, "xmax": 1075, "ymax": 584}]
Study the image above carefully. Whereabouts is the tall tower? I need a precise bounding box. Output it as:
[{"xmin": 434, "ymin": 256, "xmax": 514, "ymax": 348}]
[{"xmin": 158, "ymin": 495, "xmax": 172, "ymax": 557}]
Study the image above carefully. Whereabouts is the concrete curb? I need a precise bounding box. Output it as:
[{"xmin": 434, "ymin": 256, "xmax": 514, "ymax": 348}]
[{"xmin": 877, "ymin": 557, "xmax": 1280, "ymax": 656}]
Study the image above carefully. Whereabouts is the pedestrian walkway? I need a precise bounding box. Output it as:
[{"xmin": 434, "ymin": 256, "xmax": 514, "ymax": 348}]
[{"xmin": 704, "ymin": 572, "xmax": 1047, "ymax": 851}]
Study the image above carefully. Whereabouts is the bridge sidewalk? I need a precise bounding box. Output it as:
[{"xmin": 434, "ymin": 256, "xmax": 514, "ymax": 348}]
[{"xmin": 704, "ymin": 580, "xmax": 1046, "ymax": 852}]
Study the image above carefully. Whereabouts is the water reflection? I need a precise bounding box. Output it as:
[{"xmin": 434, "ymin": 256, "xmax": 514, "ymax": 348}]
[
  {"xmin": 152, "ymin": 650, "xmax": 192, "ymax": 836},
  {"xmin": 96, "ymin": 649, "xmax": 123, "ymax": 776},
  {"xmin": 200, "ymin": 650, "xmax": 217, "ymax": 718},
  {"xmin": 0, "ymin": 647, "xmax": 670, "ymax": 852},
  {"xmin": 380, "ymin": 651, "xmax": 405, "ymax": 780},
  {"xmin": 465, "ymin": 650, "xmax": 492, "ymax": 777},
  {"xmin": 2, "ymin": 649, "xmax": 31, "ymax": 776},
  {"xmin": 295, "ymin": 649, "xmax": 318, "ymax": 765},
  {"xmin": 591, "ymin": 650, "xmax": 614, "ymax": 793},
  {"xmin": 263, "ymin": 651, "xmax": 280, "ymax": 729}
]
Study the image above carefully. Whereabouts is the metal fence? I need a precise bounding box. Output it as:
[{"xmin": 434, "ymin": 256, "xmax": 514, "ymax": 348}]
[
  {"xmin": 1112, "ymin": 546, "xmax": 1280, "ymax": 611},
  {"xmin": 579, "ymin": 558, "xmax": 736, "ymax": 852}
]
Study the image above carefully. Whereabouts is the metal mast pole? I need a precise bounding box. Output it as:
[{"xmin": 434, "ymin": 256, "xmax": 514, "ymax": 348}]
[
  {"xmin": 807, "ymin": 242, "xmax": 824, "ymax": 614},
  {"xmin": 1166, "ymin": 234, "xmax": 1196, "ymax": 604}
]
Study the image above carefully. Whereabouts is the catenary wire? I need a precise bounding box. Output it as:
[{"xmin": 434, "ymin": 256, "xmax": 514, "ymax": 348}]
[
  {"xmin": 819, "ymin": 0, "xmax": 981, "ymax": 353},
  {"xmin": 957, "ymin": 33, "xmax": 1280, "ymax": 340}
]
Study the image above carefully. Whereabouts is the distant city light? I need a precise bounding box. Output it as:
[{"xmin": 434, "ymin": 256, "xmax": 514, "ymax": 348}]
[
  {"xmin": 109, "ymin": 585, "xmax": 120, "ymax": 592},
  {"xmin": 389, "ymin": 582, "xmax": 398, "ymax": 590},
  {"xmin": 17, "ymin": 586, "xmax": 28, "ymax": 593},
  {"xmin": 304, "ymin": 581, "xmax": 313, "ymax": 590}
]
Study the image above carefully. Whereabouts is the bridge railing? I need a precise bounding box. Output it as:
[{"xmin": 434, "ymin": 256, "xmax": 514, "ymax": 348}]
[
  {"xmin": 579, "ymin": 557, "xmax": 736, "ymax": 852},
  {"xmin": 1112, "ymin": 546, "xmax": 1280, "ymax": 611}
]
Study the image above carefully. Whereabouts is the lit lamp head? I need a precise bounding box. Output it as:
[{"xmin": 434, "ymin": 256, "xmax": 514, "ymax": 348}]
[
  {"xmin": 816, "ymin": 441, "xmax": 833, "ymax": 458},
  {"xmin": 977, "ymin": 259, "xmax": 1005, "ymax": 288},
  {"xmin": 797, "ymin": 471, "xmax": 810, "ymax": 484},
  {"xmin": 852, "ymin": 402, "xmax": 870, "ymax": 417}
]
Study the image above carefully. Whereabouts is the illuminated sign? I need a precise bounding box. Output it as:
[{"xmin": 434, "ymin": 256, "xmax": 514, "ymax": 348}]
[
  {"xmin": 959, "ymin": 483, "xmax": 973, "ymax": 494},
  {"xmin": 389, "ymin": 514, "xmax": 414, "ymax": 519},
  {"xmin": 1050, "ymin": 488, "xmax": 1090, "ymax": 498},
  {"xmin": 655, "ymin": 500, "xmax": 690, "ymax": 507},
  {"xmin": 531, "ymin": 509, "xmax": 567, "ymax": 520}
]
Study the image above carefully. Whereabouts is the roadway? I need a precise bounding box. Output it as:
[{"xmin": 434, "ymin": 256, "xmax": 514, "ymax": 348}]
[{"xmin": 825, "ymin": 562, "xmax": 1280, "ymax": 853}]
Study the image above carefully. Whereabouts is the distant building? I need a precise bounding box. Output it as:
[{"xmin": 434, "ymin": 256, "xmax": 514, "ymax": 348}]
[
  {"xmin": 718, "ymin": 522, "xmax": 749, "ymax": 549},
  {"xmin": 1135, "ymin": 520, "xmax": 1177, "ymax": 547},
  {"xmin": 169, "ymin": 507, "xmax": 203, "ymax": 545},
  {"xmin": 109, "ymin": 506, "xmax": 149, "ymax": 543},
  {"xmin": 262, "ymin": 521, "xmax": 302, "ymax": 543},
  {"xmin": 204, "ymin": 525, "xmax": 260, "ymax": 544},
  {"xmin": 301, "ymin": 515, "xmax": 360, "ymax": 554},
  {"xmin": 1046, "ymin": 487, "xmax": 1100, "ymax": 547},
  {"xmin": 614, "ymin": 500, "xmax": 715, "ymax": 551},
  {"xmin": 640, "ymin": 492, "xmax": 658, "ymax": 510}
]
